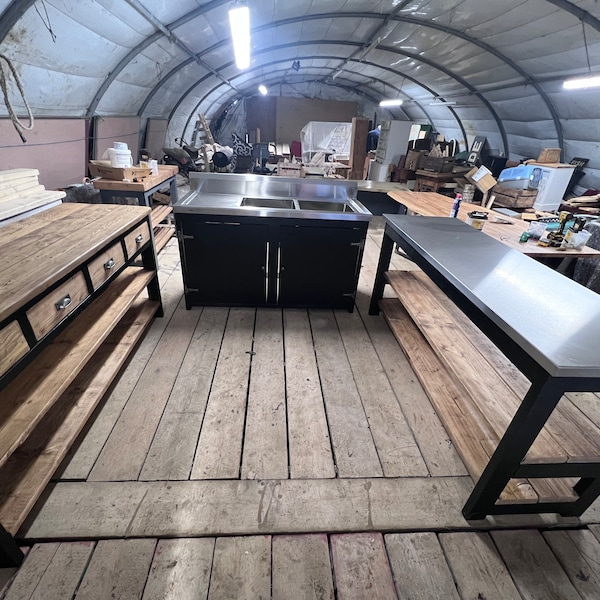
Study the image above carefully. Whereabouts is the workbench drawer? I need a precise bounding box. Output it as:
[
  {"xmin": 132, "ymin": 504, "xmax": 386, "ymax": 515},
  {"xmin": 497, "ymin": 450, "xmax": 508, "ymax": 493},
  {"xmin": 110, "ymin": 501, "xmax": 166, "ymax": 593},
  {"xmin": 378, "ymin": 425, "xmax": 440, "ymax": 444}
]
[
  {"xmin": 88, "ymin": 240, "xmax": 126, "ymax": 290},
  {"xmin": 0, "ymin": 321, "xmax": 29, "ymax": 378},
  {"xmin": 124, "ymin": 221, "xmax": 151, "ymax": 259},
  {"xmin": 26, "ymin": 271, "xmax": 89, "ymax": 340}
]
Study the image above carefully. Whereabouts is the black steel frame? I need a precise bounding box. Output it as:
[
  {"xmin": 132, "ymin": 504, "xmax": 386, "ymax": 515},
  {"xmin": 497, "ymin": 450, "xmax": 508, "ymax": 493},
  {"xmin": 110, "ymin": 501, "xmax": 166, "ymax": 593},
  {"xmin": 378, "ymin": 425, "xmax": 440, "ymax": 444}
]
[
  {"xmin": 98, "ymin": 175, "xmax": 178, "ymax": 207},
  {"xmin": 369, "ymin": 218, "xmax": 600, "ymax": 520}
]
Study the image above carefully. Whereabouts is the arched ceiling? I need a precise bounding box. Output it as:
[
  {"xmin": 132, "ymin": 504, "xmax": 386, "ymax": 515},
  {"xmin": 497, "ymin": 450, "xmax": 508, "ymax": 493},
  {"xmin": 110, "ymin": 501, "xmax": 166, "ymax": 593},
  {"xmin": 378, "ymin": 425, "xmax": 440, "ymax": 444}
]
[{"xmin": 1, "ymin": 0, "xmax": 600, "ymax": 183}]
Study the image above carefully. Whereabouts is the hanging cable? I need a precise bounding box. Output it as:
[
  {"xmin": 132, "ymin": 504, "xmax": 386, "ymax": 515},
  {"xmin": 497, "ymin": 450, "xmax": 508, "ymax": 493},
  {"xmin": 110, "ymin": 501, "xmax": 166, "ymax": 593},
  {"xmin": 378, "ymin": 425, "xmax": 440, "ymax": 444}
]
[
  {"xmin": 582, "ymin": 20, "xmax": 592, "ymax": 73},
  {"xmin": 0, "ymin": 54, "xmax": 34, "ymax": 143}
]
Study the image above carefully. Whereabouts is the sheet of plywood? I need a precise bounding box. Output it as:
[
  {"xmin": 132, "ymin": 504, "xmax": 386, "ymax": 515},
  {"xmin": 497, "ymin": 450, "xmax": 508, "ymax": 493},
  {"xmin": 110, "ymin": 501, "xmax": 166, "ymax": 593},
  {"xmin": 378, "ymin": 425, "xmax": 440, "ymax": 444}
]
[
  {"xmin": 88, "ymin": 299, "xmax": 200, "ymax": 481},
  {"xmin": 331, "ymin": 533, "xmax": 396, "ymax": 600},
  {"xmin": 335, "ymin": 308, "xmax": 428, "ymax": 477},
  {"xmin": 309, "ymin": 309, "xmax": 383, "ymax": 478},
  {"xmin": 208, "ymin": 536, "xmax": 271, "ymax": 600},
  {"xmin": 492, "ymin": 530, "xmax": 582, "ymax": 600},
  {"xmin": 385, "ymin": 533, "xmax": 460, "ymax": 599},
  {"xmin": 0, "ymin": 168, "xmax": 39, "ymax": 183},
  {"xmin": 272, "ymin": 534, "xmax": 334, "ymax": 600},
  {"xmin": 21, "ymin": 477, "xmax": 474, "ymax": 539},
  {"xmin": 142, "ymin": 538, "xmax": 215, "ymax": 600},
  {"xmin": 140, "ymin": 306, "xmax": 227, "ymax": 481},
  {"xmin": 241, "ymin": 308, "xmax": 288, "ymax": 480},
  {"xmin": 543, "ymin": 529, "xmax": 600, "ymax": 600},
  {"xmin": 191, "ymin": 308, "xmax": 256, "ymax": 479},
  {"xmin": 75, "ymin": 539, "xmax": 156, "ymax": 600},
  {"xmin": 57, "ymin": 268, "xmax": 183, "ymax": 480},
  {"xmin": 440, "ymin": 532, "xmax": 522, "ymax": 600}
]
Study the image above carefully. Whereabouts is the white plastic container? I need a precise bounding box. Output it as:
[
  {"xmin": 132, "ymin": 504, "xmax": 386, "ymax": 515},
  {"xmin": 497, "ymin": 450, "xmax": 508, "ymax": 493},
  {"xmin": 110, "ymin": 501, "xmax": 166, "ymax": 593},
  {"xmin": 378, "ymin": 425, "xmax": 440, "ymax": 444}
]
[{"xmin": 107, "ymin": 148, "xmax": 133, "ymax": 168}]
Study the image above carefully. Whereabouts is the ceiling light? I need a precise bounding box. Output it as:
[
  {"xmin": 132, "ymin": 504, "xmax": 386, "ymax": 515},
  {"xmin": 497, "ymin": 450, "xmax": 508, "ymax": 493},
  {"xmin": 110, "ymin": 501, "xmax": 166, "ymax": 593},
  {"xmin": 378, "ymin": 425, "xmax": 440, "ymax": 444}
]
[
  {"xmin": 563, "ymin": 75, "xmax": 600, "ymax": 89},
  {"xmin": 428, "ymin": 101, "xmax": 456, "ymax": 106},
  {"xmin": 258, "ymin": 84, "xmax": 268, "ymax": 95},
  {"xmin": 228, "ymin": 5, "xmax": 250, "ymax": 70},
  {"xmin": 379, "ymin": 99, "xmax": 403, "ymax": 107}
]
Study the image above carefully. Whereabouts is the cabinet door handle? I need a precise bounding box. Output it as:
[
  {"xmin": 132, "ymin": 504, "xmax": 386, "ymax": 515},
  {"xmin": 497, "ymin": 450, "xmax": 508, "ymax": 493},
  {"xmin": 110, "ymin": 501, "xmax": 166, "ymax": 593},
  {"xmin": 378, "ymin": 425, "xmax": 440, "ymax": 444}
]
[
  {"xmin": 104, "ymin": 258, "xmax": 116, "ymax": 270},
  {"xmin": 55, "ymin": 294, "xmax": 72, "ymax": 311},
  {"xmin": 135, "ymin": 234, "xmax": 144, "ymax": 244}
]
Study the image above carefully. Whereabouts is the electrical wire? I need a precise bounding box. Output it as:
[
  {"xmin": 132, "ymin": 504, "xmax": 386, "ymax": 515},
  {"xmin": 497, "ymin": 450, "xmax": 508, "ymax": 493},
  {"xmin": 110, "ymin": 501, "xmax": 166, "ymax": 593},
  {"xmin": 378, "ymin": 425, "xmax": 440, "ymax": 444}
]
[{"xmin": 0, "ymin": 54, "xmax": 34, "ymax": 143}]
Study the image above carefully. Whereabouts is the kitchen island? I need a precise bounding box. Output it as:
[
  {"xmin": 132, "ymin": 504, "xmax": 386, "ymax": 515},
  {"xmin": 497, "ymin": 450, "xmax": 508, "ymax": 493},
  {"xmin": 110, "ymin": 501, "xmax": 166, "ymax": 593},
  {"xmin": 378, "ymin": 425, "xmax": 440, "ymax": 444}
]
[{"xmin": 173, "ymin": 173, "xmax": 372, "ymax": 311}]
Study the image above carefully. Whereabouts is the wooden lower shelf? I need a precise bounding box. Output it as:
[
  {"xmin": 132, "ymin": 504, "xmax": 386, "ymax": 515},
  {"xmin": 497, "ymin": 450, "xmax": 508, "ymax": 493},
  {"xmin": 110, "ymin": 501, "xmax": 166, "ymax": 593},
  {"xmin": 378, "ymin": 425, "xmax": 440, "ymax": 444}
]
[
  {"xmin": 0, "ymin": 267, "xmax": 156, "ymax": 471},
  {"xmin": 0, "ymin": 299, "xmax": 159, "ymax": 535},
  {"xmin": 380, "ymin": 269, "xmax": 600, "ymax": 506},
  {"xmin": 154, "ymin": 224, "xmax": 175, "ymax": 254},
  {"xmin": 151, "ymin": 204, "xmax": 172, "ymax": 227}
]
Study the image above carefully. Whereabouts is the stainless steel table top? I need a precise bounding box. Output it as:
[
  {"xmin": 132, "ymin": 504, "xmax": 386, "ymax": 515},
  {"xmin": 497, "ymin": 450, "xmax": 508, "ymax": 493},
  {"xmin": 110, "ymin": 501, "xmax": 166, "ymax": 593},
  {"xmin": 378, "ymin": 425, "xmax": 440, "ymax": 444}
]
[{"xmin": 384, "ymin": 214, "xmax": 600, "ymax": 378}]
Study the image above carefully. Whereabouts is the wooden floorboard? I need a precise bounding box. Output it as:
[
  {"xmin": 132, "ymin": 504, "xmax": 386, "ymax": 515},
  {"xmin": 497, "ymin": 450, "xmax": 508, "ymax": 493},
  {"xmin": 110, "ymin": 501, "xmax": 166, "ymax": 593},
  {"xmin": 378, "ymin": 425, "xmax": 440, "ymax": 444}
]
[
  {"xmin": 385, "ymin": 532, "xmax": 460, "ymax": 599},
  {"xmin": 208, "ymin": 536, "xmax": 271, "ymax": 600},
  {"xmin": 142, "ymin": 538, "xmax": 214, "ymax": 600},
  {"xmin": 335, "ymin": 308, "xmax": 428, "ymax": 477},
  {"xmin": 309, "ymin": 309, "xmax": 383, "ymax": 477},
  {"xmin": 283, "ymin": 309, "xmax": 336, "ymax": 479},
  {"xmin": 140, "ymin": 306, "xmax": 227, "ymax": 481},
  {"xmin": 190, "ymin": 307, "xmax": 256, "ymax": 479},
  {"xmin": 272, "ymin": 534, "xmax": 334, "ymax": 600},
  {"xmin": 241, "ymin": 308, "xmax": 288, "ymax": 480}
]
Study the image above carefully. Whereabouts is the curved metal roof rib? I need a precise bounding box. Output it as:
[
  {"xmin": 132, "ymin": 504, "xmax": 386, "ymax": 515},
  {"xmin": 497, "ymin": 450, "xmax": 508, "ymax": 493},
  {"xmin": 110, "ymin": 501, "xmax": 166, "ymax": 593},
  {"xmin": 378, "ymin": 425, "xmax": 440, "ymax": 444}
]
[{"xmin": 1, "ymin": 0, "xmax": 600, "ymax": 180}]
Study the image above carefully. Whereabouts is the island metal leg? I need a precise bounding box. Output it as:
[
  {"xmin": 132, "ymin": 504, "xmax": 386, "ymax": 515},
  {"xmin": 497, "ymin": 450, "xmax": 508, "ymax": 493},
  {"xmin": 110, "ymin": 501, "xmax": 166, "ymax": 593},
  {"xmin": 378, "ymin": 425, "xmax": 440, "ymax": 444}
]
[
  {"xmin": 462, "ymin": 376, "xmax": 563, "ymax": 519},
  {"xmin": 0, "ymin": 524, "xmax": 23, "ymax": 567},
  {"xmin": 369, "ymin": 227, "xmax": 395, "ymax": 315}
]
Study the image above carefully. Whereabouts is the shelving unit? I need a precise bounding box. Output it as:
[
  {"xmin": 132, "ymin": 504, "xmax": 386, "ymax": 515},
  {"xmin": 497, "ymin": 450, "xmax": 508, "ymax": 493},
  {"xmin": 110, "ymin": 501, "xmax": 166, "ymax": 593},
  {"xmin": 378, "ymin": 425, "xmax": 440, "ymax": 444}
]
[{"xmin": 0, "ymin": 203, "xmax": 162, "ymax": 566}]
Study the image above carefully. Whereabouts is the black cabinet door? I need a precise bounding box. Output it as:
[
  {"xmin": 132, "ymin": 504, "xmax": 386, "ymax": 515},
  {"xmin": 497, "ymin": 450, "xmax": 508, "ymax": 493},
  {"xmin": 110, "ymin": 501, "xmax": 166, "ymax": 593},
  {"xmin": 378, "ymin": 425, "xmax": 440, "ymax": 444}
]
[
  {"xmin": 277, "ymin": 223, "xmax": 365, "ymax": 310},
  {"xmin": 179, "ymin": 218, "xmax": 270, "ymax": 307}
]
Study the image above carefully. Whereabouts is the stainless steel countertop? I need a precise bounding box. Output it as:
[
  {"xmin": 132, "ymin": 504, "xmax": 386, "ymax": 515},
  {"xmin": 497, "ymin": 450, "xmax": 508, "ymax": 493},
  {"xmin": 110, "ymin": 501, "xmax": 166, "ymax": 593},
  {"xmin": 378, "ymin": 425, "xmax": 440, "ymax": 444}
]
[
  {"xmin": 173, "ymin": 173, "xmax": 372, "ymax": 222},
  {"xmin": 384, "ymin": 215, "xmax": 600, "ymax": 378}
]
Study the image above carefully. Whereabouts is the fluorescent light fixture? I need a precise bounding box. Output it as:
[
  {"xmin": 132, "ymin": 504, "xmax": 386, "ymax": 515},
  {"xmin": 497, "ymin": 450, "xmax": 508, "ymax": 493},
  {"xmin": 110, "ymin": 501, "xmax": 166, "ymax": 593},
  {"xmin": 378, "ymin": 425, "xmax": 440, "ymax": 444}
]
[
  {"xmin": 563, "ymin": 74, "xmax": 600, "ymax": 89},
  {"xmin": 379, "ymin": 99, "xmax": 403, "ymax": 107},
  {"xmin": 429, "ymin": 101, "xmax": 456, "ymax": 106},
  {"xmin": 228, "ymin": 5, "xmax": 250, "ymax": 70},
  {"xmin": 258, "ymin": 84, "xmax": 268, "ymax": 95}
]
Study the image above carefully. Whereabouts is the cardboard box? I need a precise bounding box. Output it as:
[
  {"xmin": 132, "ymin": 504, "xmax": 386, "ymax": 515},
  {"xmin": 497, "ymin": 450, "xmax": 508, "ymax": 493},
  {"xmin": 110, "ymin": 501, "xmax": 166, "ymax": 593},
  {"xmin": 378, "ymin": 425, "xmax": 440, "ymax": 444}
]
[
  {"xmin": 405, "ymin": 150, "xmax": 424, "ymax": 171},
  {"xmin": 465, "ymin": 165, "xmax": 496, "ymax": 193},
  {"xmin": 536, "ymin": 148, "xmax": 561, "ymax": 163},
  {"xmin": 89, "ymin": 160, "xmax": 152, "ymax": 181}
]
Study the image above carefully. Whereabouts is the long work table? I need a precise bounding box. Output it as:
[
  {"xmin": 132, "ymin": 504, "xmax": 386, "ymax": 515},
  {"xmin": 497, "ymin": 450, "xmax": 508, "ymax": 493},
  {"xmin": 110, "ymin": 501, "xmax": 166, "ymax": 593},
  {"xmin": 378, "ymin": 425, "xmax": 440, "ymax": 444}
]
[
  {"xmin": 370, "ymin": 215, "xmax": 600, "ymax": 519},
  {"xmin": 387, "ymin": 190, "xmax": 600, "ymax": 261}
]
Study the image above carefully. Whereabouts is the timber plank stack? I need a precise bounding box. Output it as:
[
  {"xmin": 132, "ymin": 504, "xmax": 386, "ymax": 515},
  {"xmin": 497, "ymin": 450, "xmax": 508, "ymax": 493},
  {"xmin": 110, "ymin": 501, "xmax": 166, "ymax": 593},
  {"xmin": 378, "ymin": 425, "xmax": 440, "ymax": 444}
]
[{"xmin": 0, "ymin": 169, "xmax": 65, "ymax": 224}]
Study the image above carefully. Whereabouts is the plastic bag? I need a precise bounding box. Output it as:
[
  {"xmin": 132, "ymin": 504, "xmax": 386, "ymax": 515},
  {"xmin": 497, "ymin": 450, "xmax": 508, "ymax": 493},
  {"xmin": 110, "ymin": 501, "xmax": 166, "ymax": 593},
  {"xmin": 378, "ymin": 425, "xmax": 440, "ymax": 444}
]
[{"xmin": 561, "ymin": 229, "xmax": 592, "ymax": 250}]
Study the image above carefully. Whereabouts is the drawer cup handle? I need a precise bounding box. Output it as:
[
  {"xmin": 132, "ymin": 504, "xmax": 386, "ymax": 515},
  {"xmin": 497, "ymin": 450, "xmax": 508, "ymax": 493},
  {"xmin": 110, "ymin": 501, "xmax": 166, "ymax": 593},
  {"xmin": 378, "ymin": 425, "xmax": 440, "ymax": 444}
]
[
  {"xmin": 104, "ymin": 258, "xmax": 115, "ymax": 270},
  {"xmin": 55, "ymin": 295, "xmax": 72, "ymax": 311},
  {"xmin": 135, "ymin": 234, "xmax": 144, "ymax": 244}
]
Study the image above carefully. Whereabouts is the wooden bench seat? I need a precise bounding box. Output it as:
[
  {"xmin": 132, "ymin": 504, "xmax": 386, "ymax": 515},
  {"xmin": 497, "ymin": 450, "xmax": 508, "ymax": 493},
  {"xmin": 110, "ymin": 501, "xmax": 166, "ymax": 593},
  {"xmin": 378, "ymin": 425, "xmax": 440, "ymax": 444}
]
[{"xmin": 382, "ymin": 270, "xmax": 600, "ymax": 506}]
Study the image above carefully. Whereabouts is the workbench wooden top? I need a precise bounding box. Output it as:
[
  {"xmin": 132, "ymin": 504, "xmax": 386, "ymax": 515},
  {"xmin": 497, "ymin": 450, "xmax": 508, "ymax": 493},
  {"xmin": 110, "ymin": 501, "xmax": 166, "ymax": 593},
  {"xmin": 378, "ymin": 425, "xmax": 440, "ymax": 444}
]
[
  {"xmin": 92, "ymin": 165, "xmax": 178, "ymax": 192},
  {"xmin": 0, "ymin": 203, "xmax": 151, "ymax": 322},
  {"xmin": 387, "ymin": 190, "xmax": 600, "ymax": 259}
]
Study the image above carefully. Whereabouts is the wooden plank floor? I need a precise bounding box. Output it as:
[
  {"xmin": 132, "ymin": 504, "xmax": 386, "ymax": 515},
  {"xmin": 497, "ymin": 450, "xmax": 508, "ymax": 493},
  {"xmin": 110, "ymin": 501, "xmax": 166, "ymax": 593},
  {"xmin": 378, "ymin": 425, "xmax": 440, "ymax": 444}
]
[{"xmin": 4, "ymin": 218, "xmax": 600, "ymax": 598}]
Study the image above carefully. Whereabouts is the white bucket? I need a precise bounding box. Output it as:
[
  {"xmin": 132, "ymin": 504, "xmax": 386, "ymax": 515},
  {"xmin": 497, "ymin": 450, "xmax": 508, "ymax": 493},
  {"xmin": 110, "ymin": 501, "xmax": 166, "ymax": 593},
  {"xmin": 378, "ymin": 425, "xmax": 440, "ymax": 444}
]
[
  {"xmin": 107, "ymin": 148, "xmax": 133, "ymax": 168},
  {"xmin": 113, "ymin": 141, "xmax": 128, "ymax": 151}
]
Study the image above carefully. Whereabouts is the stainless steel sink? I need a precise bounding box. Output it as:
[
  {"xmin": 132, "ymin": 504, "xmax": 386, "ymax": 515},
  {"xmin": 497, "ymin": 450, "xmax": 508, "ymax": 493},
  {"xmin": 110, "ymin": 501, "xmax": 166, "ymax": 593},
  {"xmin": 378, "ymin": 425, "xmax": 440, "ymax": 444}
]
[
  {"xmin": 296, "ymin": 200, "xmax": 355, "ymax": 213},
  {"xmin": 175, "ymin": 173, "xmax": 372, "ymax": 222},
  {"xmin": 241, "ymin": 197, "xmax": 296, "ymax": 209}
]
